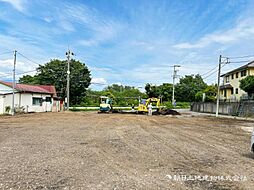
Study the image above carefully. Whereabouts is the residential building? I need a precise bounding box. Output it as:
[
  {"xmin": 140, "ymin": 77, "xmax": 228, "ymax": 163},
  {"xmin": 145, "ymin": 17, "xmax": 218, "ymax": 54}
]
[
  {"xmin": 0, "ymin": 81, "xmax": 61, "ymax": 114},
  {"xmin": 220, "ymin": 61, "xmax": 254, "ymax": 101}
]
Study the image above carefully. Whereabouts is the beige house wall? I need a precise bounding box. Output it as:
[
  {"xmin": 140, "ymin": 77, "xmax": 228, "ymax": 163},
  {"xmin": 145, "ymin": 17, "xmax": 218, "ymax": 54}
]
[{"xmin": 220, "ymin": 67, "xmax": 254, "ymax": 100}]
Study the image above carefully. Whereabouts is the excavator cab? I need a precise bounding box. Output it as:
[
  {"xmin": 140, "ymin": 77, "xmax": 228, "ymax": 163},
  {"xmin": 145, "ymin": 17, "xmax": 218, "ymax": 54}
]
[
  {"xmin": 138, "ymin": 97, "xmax": 161, "ymax": 113},
  {"xmin": 99, "ymin": 96, "xmax": 113, "ymax": 113}
]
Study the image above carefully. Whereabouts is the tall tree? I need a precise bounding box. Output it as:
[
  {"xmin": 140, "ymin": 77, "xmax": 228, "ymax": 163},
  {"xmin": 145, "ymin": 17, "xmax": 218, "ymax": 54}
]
[
  {"xmin": 105, "ymin": 84, "xmax": 145, "ymax": 106},
  {"xmin": 175, "ymin": 74, "xmax": 207, "ymax": 102},
  {"xmin": 195, "ymin": 84, "xmax": 217, "ymax": 102},
  {"xmin": 145, "ymin": 83, "xmax": 173, "ymax": 101},
  {"xmin": 240, "ymin": 76, "xmax": 254, "ymax": 97},
  {"xmin": 145, "ymin": 83, "xmax": 161, "ymax": 98},
  {"xmin": 19, "ymin": 59, "xmax": 91, "ymax": 105},
  {"xmin": 19, "ymin": 75, "xmax": 39, "ymax": 84}
]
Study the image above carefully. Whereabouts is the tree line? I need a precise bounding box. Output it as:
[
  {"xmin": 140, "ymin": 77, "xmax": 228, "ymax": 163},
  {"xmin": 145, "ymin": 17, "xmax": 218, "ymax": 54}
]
[{"xmin": 19, "ymin": 59, "xmax": 254, "ymax": 107}]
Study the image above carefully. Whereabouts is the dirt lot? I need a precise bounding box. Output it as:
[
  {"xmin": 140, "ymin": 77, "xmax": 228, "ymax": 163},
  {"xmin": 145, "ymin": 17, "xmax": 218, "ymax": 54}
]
[{"xmin": 0, "ymin": 111, "xmax": 254, "ymax": 190}]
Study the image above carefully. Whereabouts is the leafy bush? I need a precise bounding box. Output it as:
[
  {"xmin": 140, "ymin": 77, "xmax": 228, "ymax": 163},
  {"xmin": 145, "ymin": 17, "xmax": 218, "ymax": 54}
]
[
  {"xmin": 162, "ymin": 101, "xmax": 173, "ymax": 109},
  {"xmin": 162, "ymin": 101, "xmax": 190, "ymax": 109},
  {"xmin": 175, "ymin": 102, "xmax": 190, "ymax": 109},
  {"xmin": 5, "ymin": 106, "xmax": 11, "ymax": 113}
]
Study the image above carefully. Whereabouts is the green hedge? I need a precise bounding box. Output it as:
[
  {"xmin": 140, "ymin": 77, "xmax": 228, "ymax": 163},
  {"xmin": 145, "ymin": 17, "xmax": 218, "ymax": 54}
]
[{"xmin": 162, "ymin": 101, "xmax": 190, "ymax": 109}]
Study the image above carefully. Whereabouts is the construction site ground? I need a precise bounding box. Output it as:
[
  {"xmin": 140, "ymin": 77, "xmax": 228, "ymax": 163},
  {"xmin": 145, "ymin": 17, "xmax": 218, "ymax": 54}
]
[{"xmin": 0, "ymin": 111, "xmax": 254, "ymax": 190}]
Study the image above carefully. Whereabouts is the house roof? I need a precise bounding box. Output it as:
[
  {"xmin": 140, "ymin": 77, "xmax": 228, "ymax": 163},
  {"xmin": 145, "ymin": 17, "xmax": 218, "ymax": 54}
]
[
  {"xmin": 0, "ymin": 81, "xmax": 57, "ymax": 96},
  {"xmin": 221, "ymin": 60, "xmax": 254, "ymax": 77},
  {"xmin": 219, "ymin": 84, "xmax": 233, "ymax": 90}
]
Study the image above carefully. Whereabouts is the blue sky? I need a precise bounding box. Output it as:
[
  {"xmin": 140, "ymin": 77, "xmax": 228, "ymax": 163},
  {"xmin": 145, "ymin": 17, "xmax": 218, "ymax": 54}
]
[{"xmin": 0, "ymin": 0, "xmax": 254, "ymax": 90}]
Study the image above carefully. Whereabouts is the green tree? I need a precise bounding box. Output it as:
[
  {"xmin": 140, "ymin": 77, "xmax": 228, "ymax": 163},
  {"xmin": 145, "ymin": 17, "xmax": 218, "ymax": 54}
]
[
  {"xmin": 145, "ymin": 83, "xmax": 161, "ymax": 98},
  {"xmin": 102, "ymin": 91, "xmax": 116, "ymax": 101},
  {"xmin": 145, "ymin": 83, "xmax": 173, "ymax": 101},
  {"xmin": 240, "ymin": 76, "xmax": 254, "ymax": 97},
  {"xmin": 175, "ymin": 74, "xmax": 207, "ymax": 102},
  {"xmin": 104, "ymin": 84, "xmax": 145, "ymax": 106},
  {"xmin": 203, "ymin": 85, "xmax": 217, "ymax": 102},
  {"xmin": 19, "ymin": 75, "xmax": 39, "ymax": 84},
  {"xmin": 19, "ymin": 59, "xmax": 91, "ymax": 105},
  {"xmin": 160, "ymin": 83, "xmax": 173, "ymax": 101},
  {"xmin": 81, "ymin": 89, "xmax": 102, "ymax": 106},
  {"xmin": 195, "ymin": 85, "xmax": 217, "ymax": 102}
]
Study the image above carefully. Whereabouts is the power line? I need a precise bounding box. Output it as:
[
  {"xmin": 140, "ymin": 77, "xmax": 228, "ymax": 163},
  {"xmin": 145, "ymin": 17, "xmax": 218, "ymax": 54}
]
[
  {"xmin": 16, "ymin": 69, "xmax": 37, "ymax": 75},
  {"xmin": 0, "ymin": 51, "xmax": 13, "ymax": 56},
  {"xmin": 0, "ymin": 72, "xmax": 12, "ymax": 77},
  {"xmin": 202, "ymin": 70, "xmax": 218, "ymax": 80},
  {"xmin": 203, "ymin": 56, "xmax": 252, "ymax": 81},
  {"xmin": 0, "ymin": 69, "xmax": 37, "ymax": 78},
  {"xmin": 200, "ymin": 65, "xmax": 218, "ymax": 77},
  {"xmin": 227, "ymin": 54, "xmax": 254, "ymax": 59},
  {"xmin": 17, "ymin": 52, "xmax": 41, "ymax": 66},
  {"xmin": 201, "ymin": 58, "xmax": 229, "ymax": 78},
  {"xmin": 203, "ymin": 63, "xmax": 227, "ymax": 80},
  {"xmin": 228, "ymin": 60, "xmax": 253, "ymax": 64},
  {"xmin": 0, "ymin": 52, "xmax": 39, "ymax": 78}
]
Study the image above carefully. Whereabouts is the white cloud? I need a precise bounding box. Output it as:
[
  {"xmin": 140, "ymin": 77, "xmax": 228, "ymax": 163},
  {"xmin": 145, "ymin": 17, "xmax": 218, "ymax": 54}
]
[
  {"xmin": 78, "ymin": 40, "xmax": 98, "ymax": 47},
  {"xmin": 0, "ymin": 59, "xmax": 33, "ymax": 71},
  {"xmin": 113, "ymin": 82, "xmax": 122, "ymax": 86},
  {"xmin": 173, "ymin": 18, "xmax": 254, "ymax": 49},
  {"xmin": 91, "ymin": 77, "xmax": 107, "ymax": 85},
  {"xmin": 43, "ymin": 17, "xmax": 53, "ymax": 23},
  {"xmin": 90, "ymin": 67, "xmax": 112, "ymax": 72},
  {"xmin": 58, "ymin": 19, "xmax": 75, "ymax": 32},
  {"xmin": 0, "ymin": 0, "xmax": 26, "ymax": 12},
  {"xmin": 60, "ymin": 3, "xmax": 122, "ymax": 46},
  {"xmin": 0, "ymin": 59, "xmax": 35, "ymax": 80},
  {"xmin": 130, "ymin": 40, "xmax": 155, "ymax": 51}
]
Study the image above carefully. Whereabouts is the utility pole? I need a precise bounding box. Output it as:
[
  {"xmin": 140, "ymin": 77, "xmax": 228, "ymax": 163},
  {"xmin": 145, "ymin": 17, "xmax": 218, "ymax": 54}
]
[
  {"xmin": 172, "ymin": 65, "xmax": 181, "ymax": 107},
  {"xmin": 66, "ymin": 49, "xmax": 74, "ymax": 111},
  {"xmin": 12, "ymin": 50, "xmax": 17, "ymax": 116},
  {"xmin": 216, "ymin": 55, "xmax": 222, "ymax": 117}
]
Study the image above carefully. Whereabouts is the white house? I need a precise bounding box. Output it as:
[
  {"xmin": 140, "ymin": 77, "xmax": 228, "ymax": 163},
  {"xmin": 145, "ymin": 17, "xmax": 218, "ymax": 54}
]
[{"xmin": 0, "ymin": 81, "xmax": 61, "ymax": 114}]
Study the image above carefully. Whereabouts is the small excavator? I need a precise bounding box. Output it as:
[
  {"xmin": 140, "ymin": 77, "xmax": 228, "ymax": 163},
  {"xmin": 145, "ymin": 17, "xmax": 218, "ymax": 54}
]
[
  {"xmin": 137, "ymin": 97, "xmax": 161, "ymax": 113},
  {"xmin": 99, "ymin": 96, "xmax": 113, "ymax": 113},
  {"xmin": 97, "ymin": 96, "xmax": 179, "ymax": 115}
]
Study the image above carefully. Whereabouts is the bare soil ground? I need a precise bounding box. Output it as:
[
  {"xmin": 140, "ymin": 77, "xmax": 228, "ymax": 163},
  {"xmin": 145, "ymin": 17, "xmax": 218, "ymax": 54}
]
[{"xmin": 0, "ymin": 111, "xmax": 254, "ymax": 190}]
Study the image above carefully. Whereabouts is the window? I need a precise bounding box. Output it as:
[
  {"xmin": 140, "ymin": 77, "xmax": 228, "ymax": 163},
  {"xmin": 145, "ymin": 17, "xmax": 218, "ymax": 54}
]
[
  {"xmin": 46, "ymin": 97, "xmax": 52, "ymax": 103},
  {"xmin": 224, "ymin": 89, "xmax": 227, "ymax": 97},
  {"xmin": 236, "ymin": 72, "xmax": 239, "ymax": 78},
  {"xmin": 32, "ymin": 97, "xmax": 42, "ymax": 106},
  {"xmin": 241, "ymin": 70, "xmax": 247, "ymax": 77},
  {"xmin": 235, "ymin": 88, "xmax": 238, "ymax": 94},
  {"xmin": 225, "ymin": 76, "xmax": 229, "ymax": 83},
  {"xmin": 231, "ymin": 74, "xmax": 234, "ymax": 79},
  {"xmin": 231, "ymin": 88, "xmax": 234, "ymax": 95}
]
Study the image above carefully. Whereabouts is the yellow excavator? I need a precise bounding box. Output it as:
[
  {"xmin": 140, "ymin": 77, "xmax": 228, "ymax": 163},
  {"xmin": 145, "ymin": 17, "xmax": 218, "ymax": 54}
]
[{"xmin": 138, "ymin": 97, "xmax": 161, "ymax": 113}]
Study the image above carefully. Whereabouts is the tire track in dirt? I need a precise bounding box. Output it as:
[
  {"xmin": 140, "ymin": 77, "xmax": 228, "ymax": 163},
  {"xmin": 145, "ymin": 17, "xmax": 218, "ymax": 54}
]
[
  {"xmin": 1, "ymin": 112, "xmax": 253, "ymax": 189},
  {"xmin": 131, "ymin": 116, "xmax": 245, "ymax": 190},
  {"xmin": 85, "ymin": 116, "xmax": 173, "ymax": 189}
]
